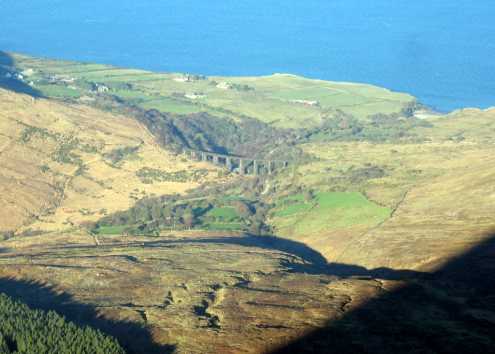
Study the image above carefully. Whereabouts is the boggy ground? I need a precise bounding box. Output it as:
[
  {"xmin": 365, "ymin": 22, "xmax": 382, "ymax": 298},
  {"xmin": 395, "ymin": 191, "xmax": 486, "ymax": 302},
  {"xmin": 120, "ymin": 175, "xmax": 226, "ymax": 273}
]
[{"xmin": 0, "ymin": 230, "xmax": 406, "ymax": 353}]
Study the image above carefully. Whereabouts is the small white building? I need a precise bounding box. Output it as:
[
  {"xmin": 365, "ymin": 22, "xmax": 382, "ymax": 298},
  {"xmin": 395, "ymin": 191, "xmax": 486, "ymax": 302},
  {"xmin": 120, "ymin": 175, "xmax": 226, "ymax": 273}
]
[
  {"xmin": 173, "ymin": 76, "xmax": 191, "ymax": 83},
  {"xmin": 290, "ymin": 99, "xmax": 320, "ymax": 107},
  {"xmin": 93, "ymin": 83, "xmax": 109, "ymax": 93},
  {"xmin": 216, "ymin": 82, "xmax": 232, "ymax": 90},
  {"xmin": 22, "ymin": 68, "xmax": 35, "ymax": 76},
  {"xmin": 185, "ymin": 93, "xmax": 206, "ymax": 100}
]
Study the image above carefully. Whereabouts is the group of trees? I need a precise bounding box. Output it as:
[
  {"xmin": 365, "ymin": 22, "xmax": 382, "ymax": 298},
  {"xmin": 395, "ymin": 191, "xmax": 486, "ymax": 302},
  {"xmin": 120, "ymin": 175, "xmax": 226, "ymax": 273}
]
[
  {"xmin": 92, "ymin": 188, "xmax": 272, "ymax": 236},
  {"xmin": 138, "ymin": 109, "xmax": 301, "ymax": 161},
  {"xmin": 0, "ymin": 231, "xmax": 14, "ymax": 241},
  {"xmin": 0, "ymin": 293, "xmax": 124, "ymax": 354},
  {"xmin": 95, "ymin": 194, "xmax": 195, "ymax": 234},
  {"xmin": 302, "ymin": 109, "xmax": 433, "ymax": 143},
  {"xmin": 135, "ymin": 99, "xmax": 429, "ymax": 169},
  {"xmin": 135, "ymin": 167, "xmax": 208, "ymax": 184}
]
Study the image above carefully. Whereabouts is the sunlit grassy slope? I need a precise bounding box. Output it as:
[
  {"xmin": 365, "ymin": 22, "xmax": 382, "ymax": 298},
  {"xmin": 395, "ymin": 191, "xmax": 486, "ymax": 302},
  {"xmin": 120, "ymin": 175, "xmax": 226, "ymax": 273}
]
[
  {"xmin": 9, "ymin": 52, "xmax": 415, "ymax": 129},
  {"xmin": 269, "ymin": 107, "xmax": 495, "ymax": 267},
  {"xmin": 0, "ymin": 88, "xmax": 223, "ymax": 233},
  {"xmin": 270, "ymin": 192, "xmax": 389, "ymax": 254},
  {"xmin": 338, "ymin": 153, "xmax": 495, "ymax": 270}
]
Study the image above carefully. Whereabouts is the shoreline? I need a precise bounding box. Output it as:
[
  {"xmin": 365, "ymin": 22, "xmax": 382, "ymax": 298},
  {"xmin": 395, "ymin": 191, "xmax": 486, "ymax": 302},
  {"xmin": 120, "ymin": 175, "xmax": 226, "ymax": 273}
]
[{"xmin": 2, "ymin": 50, "xmax": 494, "ymax": 116}]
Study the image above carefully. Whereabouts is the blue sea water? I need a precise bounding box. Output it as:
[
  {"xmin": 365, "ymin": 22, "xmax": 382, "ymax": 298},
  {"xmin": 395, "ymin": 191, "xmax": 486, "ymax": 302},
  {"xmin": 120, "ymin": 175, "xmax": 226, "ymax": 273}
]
[{"xmin": 0, "ymin": 0, "xmax": 494, "ymax": 112}]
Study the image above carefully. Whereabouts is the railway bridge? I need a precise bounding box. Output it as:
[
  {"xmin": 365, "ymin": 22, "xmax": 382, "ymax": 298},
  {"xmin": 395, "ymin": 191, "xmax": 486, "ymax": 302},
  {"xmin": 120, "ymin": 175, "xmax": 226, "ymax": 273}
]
[{"xmin": 183, "ymin": 149, "xmax": 289, "ymax": 175}]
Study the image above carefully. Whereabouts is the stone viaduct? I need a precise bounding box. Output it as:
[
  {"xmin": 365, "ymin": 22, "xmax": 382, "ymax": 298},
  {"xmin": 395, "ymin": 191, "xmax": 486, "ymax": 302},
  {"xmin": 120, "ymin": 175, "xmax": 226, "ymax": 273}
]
[{"xmin": 182, "ymin": 149, "xmax": 289, "ymax": 175}]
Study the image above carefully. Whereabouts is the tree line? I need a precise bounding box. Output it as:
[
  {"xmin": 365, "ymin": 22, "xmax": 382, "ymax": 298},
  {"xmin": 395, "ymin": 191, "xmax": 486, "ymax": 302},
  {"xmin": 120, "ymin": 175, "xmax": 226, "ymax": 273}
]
[{"xmin": 0, "ymin": 293, "xmax": 124, "ymax": 354}]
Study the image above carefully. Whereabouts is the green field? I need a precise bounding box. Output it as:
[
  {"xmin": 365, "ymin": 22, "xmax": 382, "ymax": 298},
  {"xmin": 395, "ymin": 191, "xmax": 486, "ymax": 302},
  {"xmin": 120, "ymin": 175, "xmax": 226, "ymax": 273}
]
[
  {"xmin": 271, "ymin": 191, "xmax": 391, "ymax": 236},
  {"xmin": 10, "ymin": 53, "xmax": 416, "ymax": 129},
  {"xmin": 315, "ymin": 192, "xmax": 390, "ymax": 226},
  {"xmin": 205, "ymin": 206, "xmax": 240, "ymax": 221},
  {"xmin": 141, "ymin": 96, "xmax": 203, "ymax": 114},
  {"xmin": 272, "ymin": 194, "xmax": 313, "ymax": 217},
  {"xmin": 36, "ymin": 84, "xmax": 82, "ymax": 98},
  {"xmin": 273, "ymin": 202, "xmax": 313, "ymax": 218}
]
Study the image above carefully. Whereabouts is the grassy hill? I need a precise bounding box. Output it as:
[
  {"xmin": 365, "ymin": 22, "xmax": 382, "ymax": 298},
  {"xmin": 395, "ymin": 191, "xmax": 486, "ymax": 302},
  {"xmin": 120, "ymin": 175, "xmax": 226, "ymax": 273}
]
[
  {"xmin": 0, "ymin": 87, "xmax": 223, "ymax": 234},
  {"xmin": 337, "ymin": 152, "xmax": 495, "ymax": 270},
  {"xmin": 267, "ymin": 108, "xmax": 495, "ymax": 266}
]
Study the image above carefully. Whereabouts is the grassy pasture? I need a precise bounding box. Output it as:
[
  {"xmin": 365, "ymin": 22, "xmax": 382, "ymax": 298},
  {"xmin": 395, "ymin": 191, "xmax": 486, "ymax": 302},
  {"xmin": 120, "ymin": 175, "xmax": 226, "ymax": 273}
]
[
  {"xmin": 273, "ymin": 201, "xmax": 313, "ymax": 218},
  {"xmin": 200, "ymin": 206, "xmax": 244, "ymax": 231},
  {"xmin": 205, "ymin": 206, "xmax": 239, "ymax": 221},
  {"xmin": 141, "ymin": 96, "xmax": 203, "ymax": 114},
  {"xmin": 271, "ymin": 192, "xmax": 390, "ymax": 237},
  {"xmin": 35, "ymin": 83, "xmax": 82, "ymax": 98},
  {"xmin": 10, "ymin": 53, "xmax": 416, "ymax": 129}
]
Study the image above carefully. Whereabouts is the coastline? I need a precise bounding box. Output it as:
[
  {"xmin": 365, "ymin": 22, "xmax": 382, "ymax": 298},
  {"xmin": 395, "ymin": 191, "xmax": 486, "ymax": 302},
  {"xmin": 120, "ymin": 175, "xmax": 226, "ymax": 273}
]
[{"xmin": 3, "ymin": 50, "xmax": 494, "ymax": 117}]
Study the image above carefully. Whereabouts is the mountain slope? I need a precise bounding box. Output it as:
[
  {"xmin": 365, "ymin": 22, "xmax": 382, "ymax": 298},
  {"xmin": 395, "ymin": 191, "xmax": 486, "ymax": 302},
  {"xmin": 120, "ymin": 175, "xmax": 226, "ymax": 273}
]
[
  {"xmin": 0, "ymin": 88, "xmax": 221, "ymax": 234},
  {"xmin": 268, "ymin": 108, "xmax": 495, "ymax": 271},
  {"xmin": 337, "ymin": 152, "xmax": 495, "ymax": 270}
]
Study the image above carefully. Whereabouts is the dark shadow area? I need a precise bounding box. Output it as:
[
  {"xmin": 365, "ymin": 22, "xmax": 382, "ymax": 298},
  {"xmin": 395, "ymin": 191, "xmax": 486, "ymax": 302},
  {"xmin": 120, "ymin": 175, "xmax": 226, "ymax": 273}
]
[
  {"xmin": 0, "ymin": 51, "xmax": 43, "ymax": 97},
  {"xmin": 0, "ymin": 277, "xmax": 175, "ymax": 354},
  {"xmin": 270, "ymin": 231, "xmax": 495, "ymax": 354}
]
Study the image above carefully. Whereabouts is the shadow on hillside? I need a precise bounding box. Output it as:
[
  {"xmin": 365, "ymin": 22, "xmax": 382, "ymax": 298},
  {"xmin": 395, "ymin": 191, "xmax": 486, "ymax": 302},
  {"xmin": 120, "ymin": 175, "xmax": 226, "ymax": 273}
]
[
  {"xmin": 270, "ymin": 231, "xmax": 495, "ymax": 354},
  {"xmin": 139, "ymin": 234, "xmax": 426, "ymax": 282},
  {"xmin": 0, "ymin": 277, "xmax": 175, "ymax": 354},
  {"xmin": 33, "ymin": 233, "xmax": 427, "ymax": 282},
  {"xmin": 4, "ymin": 231, "xmax": 492, "ymax": 353},
  {"xmin": 0, "ymin": 233, "xmax": 426, "ymax": 283},
  {"xmin": 0, "ymin": 51, "xmax": 43, "ymax": 97}
]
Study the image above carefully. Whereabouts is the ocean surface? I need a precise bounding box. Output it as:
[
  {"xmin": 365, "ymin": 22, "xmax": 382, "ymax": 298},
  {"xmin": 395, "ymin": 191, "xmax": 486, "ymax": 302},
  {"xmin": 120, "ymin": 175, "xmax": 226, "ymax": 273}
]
[{"xmin": 1, "ymin": 0, "xmax": 494, "ymax": 112}]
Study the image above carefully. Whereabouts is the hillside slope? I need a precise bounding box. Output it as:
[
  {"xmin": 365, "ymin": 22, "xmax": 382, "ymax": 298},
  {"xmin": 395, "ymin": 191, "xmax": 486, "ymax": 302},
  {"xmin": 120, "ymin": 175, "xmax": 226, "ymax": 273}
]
[
  {"xmin": 268, "ymin": 108, "xmax": 495, "ymax": 271},
  {"xmin": 0, "ymin": 88, "xmax": 221, "ymax": 234},
  {"xmin": 337, "ymin": 152, "xmax": 495, "ymax": 270}
]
